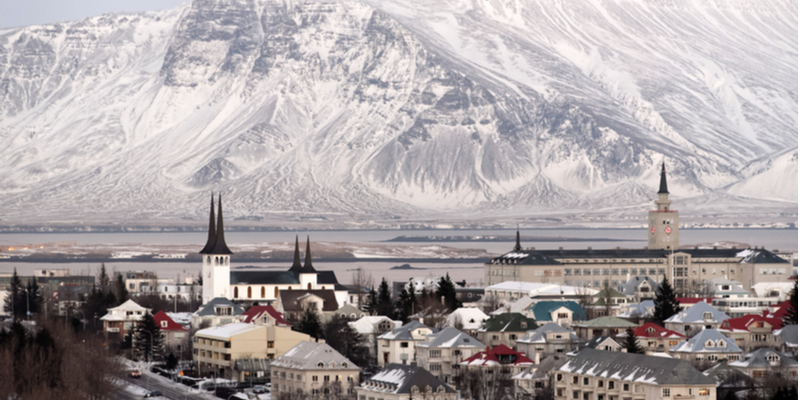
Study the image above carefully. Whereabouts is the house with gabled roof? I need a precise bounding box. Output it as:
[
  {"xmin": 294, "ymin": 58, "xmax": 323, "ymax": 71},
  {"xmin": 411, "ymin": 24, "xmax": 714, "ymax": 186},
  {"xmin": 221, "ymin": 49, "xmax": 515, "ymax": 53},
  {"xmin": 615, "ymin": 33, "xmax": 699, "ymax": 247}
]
[
  {"xmin": 729, "ymin": 347, "xmax": 798, "ymax": 380},
  {"xmin": 460, "ymin": 344, "xmax": 535, "ymax": 378},
  {"xmin": 717, "ymin": 313, "xmax": 782, "ymax": 351},
  {"xmin": 376, "ymin": 320, "xmax": 437, "ymax": 367},
  {"xmin": 514, "ymin": 355, "xmax": 568, "ymax": 398},
  {"xmin": 618, "ymin": 300, "xmax": 655, "ymax": 319},
  {"xmin": 100, "ymin": 299, "xmax": 150, "ymax": 341},
  {"xmin": 415, "ymin": 327, "xmax": 485, "ymax": 384},
  {"xmin": 578, "ymin": 336, "xmax": 621, "ymax": 353},
  {"xmin": 554, "ymin": 348, "xmax": 717, "ymax": 400},
  {"xmin": 618, "ymin": 276, "xmax": 660, "ymax": 301},
  {"xmin": 590, "ymin": 287, "xmax": 631, "ymax": 316},
  {"xmin": 274, "ymin": 289, "xmax": 339, "ymax": 322},
  {"xmin": 445, "ymin": 307, "xmax": 489, "ymax": 335},
  {"xmin": 664, "ymin": 301, "xmax": 730, "ymax": 334},
  {"xmin": 669, "ymin": 329, "xmax": 743, "ymax": 363},
  {"xmin": 615, "ymin": 322, "xmax": 686, "ymax": 353},
  {"xmin": 324, "ymin": 303, "xmax": 366, "ymax": 323},
  {"xmin": 348, "ymin": 316, "xmax": 401, "ymax": 357},
  {"xmin": 190, "ymin": 297, "xmax": 245, "ymax": 328},
  {"xmin": 703, "ymin": 362, "xmax": 756, "ymax": 400},
  {"xmin": 516, "ymin": 322, "xmax": 580, "ymax": 361},
  {"xmin": 356, "ymin": 363, "xmax": 457, "ymax": 400},
  {"xmin": 530, "ymin": 301, "xmax": 585, "ymax": 326},
  {"xmin": 153, "ymin": 310, "xmax": 190, "ymax": 354},
  {"xmin": 241, "ymin": 305, "xmax": 289, "ymax": 327},
  {"xmin": 477, "ymin": 312, "xmax": 538, "ymax": 350},
  {"xmin": 572, "ymin": 316, "xmax": 636, "ymax": 340},
  {"xmin": 271, "ymin": 341, "xmax": 360, "ymax": 397}
]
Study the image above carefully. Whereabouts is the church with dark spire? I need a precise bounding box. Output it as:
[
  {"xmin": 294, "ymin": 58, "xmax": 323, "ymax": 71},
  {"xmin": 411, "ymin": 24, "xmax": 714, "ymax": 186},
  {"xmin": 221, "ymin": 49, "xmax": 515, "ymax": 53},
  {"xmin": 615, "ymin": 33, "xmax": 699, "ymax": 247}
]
[
  {"xmin": 198, "ymin": 197, "xmax": 348, "ymax": 307},
  {"xmin": 648, "ymin": 162, "xmax": 679, "ymax": 250}
]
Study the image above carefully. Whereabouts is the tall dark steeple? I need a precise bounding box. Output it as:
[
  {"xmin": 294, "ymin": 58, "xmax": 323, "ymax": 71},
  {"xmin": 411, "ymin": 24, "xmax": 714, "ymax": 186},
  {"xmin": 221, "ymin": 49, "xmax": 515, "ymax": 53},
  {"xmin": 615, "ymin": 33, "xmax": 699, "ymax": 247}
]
[
  {"xmin": 300, "ymin": 236, "xmax": 317, "ymax": 273},
  {"xmin": 658, "ymin": 162, "xmax": 669, "ymax": 194},
  {"xmin": 200, "ymin": 193, "xmax": 216, "ymax": 254},
  {"xmin": 513, "ymin": 227, "xmax": 522, "ymax": 252},
  {"xmin": 288, "ymin": 235, "xmax": 302, "ymax": 272},
  {"xmin": 206, "ymin": 194, "xmax": 233, "ymax": 255}
]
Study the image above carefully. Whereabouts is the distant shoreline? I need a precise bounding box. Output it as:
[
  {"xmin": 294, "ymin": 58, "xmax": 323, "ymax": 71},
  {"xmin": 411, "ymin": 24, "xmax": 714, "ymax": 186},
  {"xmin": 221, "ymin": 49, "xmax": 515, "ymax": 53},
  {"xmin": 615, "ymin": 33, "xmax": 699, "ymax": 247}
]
[
  {"xmin": 384, "ymin": 235, "xmax": 638, "ymax": 243},
  {"xmin": 0, "ymin": 256, "xmax": 492, "ymax": 264}
]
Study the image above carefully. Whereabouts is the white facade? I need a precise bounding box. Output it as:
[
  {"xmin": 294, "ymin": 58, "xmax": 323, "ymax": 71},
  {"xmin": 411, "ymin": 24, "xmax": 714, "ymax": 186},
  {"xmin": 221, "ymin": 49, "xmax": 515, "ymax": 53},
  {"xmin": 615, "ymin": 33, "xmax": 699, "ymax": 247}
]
[{"xmin": 202, "ymin": 254, "xmax": 230, "ymax": 304}]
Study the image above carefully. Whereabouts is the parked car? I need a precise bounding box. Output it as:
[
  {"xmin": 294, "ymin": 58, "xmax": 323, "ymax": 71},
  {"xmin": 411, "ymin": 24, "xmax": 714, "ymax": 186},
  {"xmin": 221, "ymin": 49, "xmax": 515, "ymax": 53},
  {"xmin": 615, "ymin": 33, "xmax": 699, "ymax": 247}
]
[
  {"xmin": 143, "ymin": 391, "xmax": 162, "ymax": 398},
  {"xmin": 130, "ymin": 369, "xmax": 142, "ymax": 378},
  {"xmin": 252, "ymin": 385, "xmax": 267, "ymax": 394}
]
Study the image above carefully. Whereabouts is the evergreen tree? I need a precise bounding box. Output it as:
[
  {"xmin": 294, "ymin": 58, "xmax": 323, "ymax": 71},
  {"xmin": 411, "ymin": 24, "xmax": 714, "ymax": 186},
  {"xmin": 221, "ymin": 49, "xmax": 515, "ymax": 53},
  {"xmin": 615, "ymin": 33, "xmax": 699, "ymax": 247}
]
[
  {"xmin": 394, "ymin": 287, "xmax": 414, "ymax": 323},
  {"xmin": 323, "ymin": 315, "xmax": 370, "ymax": 367},
  {"xmin": 781, "ymin": 280, "xmax": 797, "ymax": 327},
  {"xmin": 436, "ymin": 273, "xmax": 462, "ymax": 312},
  {"xmin": 166, "ymin": 353, "xmax": 179, "ymax": 370},
  {"xmin": 622, "ymin": 327, "xmax": 644, "ymax": 354},
  {"xmin": 98, "ymin": 264, "xmax": 111, "ymax": 288},
  {"xmin": 2, "ymin": 268, "xmax": 24, "ymax": 319},
  {"xmin": 24, "ymin": 278, "xmax": 43, "ymax": 316},
  {"xmin": 376, "ymin": 278, "xmax": 394, "ymax": 317},
  {"xmin": 295, "ymin": 305, "xmax": 323, "ymax": 339},
  {"xmin": 114, "ymin": 272, "xmax": 129, "ymax": 303},
  {"xmin": 653, "ymin": 275, "xmax": 680, "ymax": 327},
  {"xmin": 365, "ymin": 287, "xmax": 378, "ymax": 315},
  {"xmin": 133, "ymin": 313, "xmax": 164, "ymax": 362}
]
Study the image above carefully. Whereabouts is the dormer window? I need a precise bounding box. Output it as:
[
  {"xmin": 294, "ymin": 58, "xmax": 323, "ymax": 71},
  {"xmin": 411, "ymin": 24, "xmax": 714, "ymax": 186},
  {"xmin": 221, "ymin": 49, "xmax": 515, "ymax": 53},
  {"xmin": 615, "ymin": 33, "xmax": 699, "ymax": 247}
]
[
  {"xmin": 646, "ymin": 327, "xmax": 655, "ymax": 333},
  {"xmin": 521, "ymin": 322, "xmax": 527, "ymax": 329},
  {"xmin": 160, "ymin": 321, "xmax": 168, "ymax": 328},
  {"xmin": 706, "ymin": 340, "xmax": 715, "ymax": 348},
  {"xmin": 716, "ymin": 340, "xmax": 726, "ymax": 347},
  {"xmin": 702, "ymin": 312, "xmax": 713, "ymax": 320},
  {"xmin": 767, "ymin": 353, "xmax": 780, "ymax": 364},
  {"xmin": 317, "ymin": 362, "xmax": 324, "ymax": 368}
]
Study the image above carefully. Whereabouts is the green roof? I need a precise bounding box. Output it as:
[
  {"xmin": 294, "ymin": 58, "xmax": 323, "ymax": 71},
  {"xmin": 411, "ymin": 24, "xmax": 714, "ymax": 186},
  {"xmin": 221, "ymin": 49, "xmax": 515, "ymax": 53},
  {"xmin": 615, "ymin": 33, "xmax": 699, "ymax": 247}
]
[
  {"xmin": 531, "ymin": 301, "xmax": 586, "ymax": 321},
  {"xmin": 576, "ymin": 316, "xmax": 637, "ymax": 328},
  {"xmin": 479, "ymin": 313, "xmax": 537, "ymax": 333}
]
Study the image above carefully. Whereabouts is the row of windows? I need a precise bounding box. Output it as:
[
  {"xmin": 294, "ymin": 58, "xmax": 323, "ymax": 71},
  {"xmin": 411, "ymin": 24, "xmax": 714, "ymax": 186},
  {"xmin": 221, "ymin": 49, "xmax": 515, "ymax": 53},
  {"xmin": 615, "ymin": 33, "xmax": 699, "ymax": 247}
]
[
  {"xmin": 559, "ymin": 374, "xmax": 710, "ymax": 397},
  {"xmin": 231, "ymin": 284, "xmax": 328, "ymax": 299},
  {"xmin": 564, "ymin": 268, "xmax": 665, "ymax": 276}
]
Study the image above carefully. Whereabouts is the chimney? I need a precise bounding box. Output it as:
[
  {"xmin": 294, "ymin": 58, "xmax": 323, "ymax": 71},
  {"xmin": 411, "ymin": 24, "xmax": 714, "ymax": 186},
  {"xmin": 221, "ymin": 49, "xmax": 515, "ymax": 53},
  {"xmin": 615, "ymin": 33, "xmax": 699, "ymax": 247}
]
[{"xmin": 534, "ymin": 352, "xmax": 540, "ymax": 364}]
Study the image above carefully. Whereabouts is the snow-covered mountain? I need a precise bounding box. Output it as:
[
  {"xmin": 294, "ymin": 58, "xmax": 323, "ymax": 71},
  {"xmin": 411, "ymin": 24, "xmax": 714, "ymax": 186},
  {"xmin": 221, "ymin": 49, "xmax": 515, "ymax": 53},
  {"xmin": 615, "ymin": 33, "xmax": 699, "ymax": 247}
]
[{"xmin": 0, "ymin": 0, "xmax": 796, "ymax": 226}]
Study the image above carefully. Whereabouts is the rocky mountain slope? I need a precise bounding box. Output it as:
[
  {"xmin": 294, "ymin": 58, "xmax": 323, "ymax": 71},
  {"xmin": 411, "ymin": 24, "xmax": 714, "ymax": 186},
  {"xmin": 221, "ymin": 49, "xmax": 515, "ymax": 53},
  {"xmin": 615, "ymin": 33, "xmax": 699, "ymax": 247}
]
[{"xmin": 0, "ymin": 0, "xmax": 796, "ymax": 226}]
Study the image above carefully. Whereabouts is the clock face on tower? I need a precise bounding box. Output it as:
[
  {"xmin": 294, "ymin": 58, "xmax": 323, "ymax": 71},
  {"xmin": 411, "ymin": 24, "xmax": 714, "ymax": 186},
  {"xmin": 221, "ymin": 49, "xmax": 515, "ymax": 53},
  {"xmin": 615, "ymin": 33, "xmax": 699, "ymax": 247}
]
[{"xmin": 665, "ymin": 227, "xmax": 672, "ymax": 234}]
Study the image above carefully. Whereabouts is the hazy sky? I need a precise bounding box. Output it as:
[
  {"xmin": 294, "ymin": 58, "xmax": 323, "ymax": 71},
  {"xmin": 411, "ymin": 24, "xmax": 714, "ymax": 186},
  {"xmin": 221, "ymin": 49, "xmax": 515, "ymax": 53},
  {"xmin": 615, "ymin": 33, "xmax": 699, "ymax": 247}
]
[{"xmin": 0, "ymin": 0, "xmax": 188, "ymax": 29}]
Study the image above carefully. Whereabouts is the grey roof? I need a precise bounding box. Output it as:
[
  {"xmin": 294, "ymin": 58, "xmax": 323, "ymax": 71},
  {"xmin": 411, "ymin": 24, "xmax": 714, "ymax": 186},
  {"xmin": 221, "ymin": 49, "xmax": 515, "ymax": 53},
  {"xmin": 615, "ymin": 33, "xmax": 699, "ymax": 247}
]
[
  {"xmin": 230, "ymin": 270, "xmax": 300, "ymax": 285},
  {"xmin": 619, "ymin": 300, "xmax": 655, "ymax": 318},
  {"xmin": 775, "ymin": 325, "xmax": 798, "ymax": 347},
  {"xmin": 618, "ymin": 276, "xmax": 660, "ymax": 296},
  {"xmin": 272, "ymin": 342, "xmax": 358, "ymax": 370},
  {"xmin": 670, "ymin": 329, "xmax": 742, "ymax": 354},
  {"xmin": 703, "ymin": 362, "xmax": 755, "ymax": 388},
  {"xmin": 514, "ymin": 355, "xmax": 569, "ymax": 381},
  {"xmin": 560, "ymin": 348, "xmax": 716, "ymax": 385},
  {"xmin": 378, "ymin": 320, "xmax": 438, "ymax": 341},
  {"xmin": 739, "ymin": 249, "xmax": 789, "ymax": 264},
  {"xmin": 580, "ymin": 336, "xmax": 619, "ymax": 350},
  {"xmin": 278, "ymin": 290, "xmax": 339, "ymax": 312},
  {"xmin": 234, "ymin": 358, "xmax": 272, "ymax": 372},
  {"xmin": 729, "ymin": 348, "xmax": 798, "ymax": 369},
  {"xmin": 416, "ymin": 327, "xmax": 485, "ymax": 349},
  {"xmin": 194, "ymin": 297, "xmax": 245, "ymax": 317},
  {"xmin": 490, "ymin": 251, "xmax": 562, "ymax": 265},
  {"xmin": 516, "ymin": 323, "xmax": 579, "ymax": 344},
  {"xmin": 364, "ymin": 363, "xmax": 455, "ymax": 394},
  {"xmin": 664, "ymin": 301, "xmax": 729, "ymax": 324}
]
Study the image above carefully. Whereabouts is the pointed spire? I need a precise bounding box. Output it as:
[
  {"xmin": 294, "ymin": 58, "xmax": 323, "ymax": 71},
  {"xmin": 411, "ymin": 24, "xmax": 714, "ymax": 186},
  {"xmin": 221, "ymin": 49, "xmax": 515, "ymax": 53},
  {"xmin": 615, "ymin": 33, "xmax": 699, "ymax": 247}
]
[
  {"xmin": 658, "ymin": 162, "xmax": 669, "ymax": 194},
  {"xmin": 288, "ymin": 235, "xmax": 302, "ymax": 272},
  {"xmin": 300, "ymin": 235, "xmax": 317, "ymax": 273},
  {"xmin": 200, "ymin": 193, "xmax": 216, "ymax": 254},
  {"xmin": 204, "ymin": 194, "xmax": 233, "ymax": 255},
  {"xmin": 513, "ymin": 226, "xmax": 522, "ymax": 252}
]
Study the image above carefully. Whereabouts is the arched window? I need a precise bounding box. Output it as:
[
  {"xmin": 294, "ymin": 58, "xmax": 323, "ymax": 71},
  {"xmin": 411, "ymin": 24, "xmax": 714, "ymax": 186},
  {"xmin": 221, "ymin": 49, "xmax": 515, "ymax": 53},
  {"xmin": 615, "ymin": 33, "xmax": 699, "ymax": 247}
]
[
  {"xmin": 261, "ymin": 287, "xmax": 266, "ymax": 298},
  {"xmin": 307, "ymin": 283, "xmax": 312, "ymax": 290},
  {"xmin": 247, "ymin": 286, "xmax": 252, "ymax": 298},
  {"xmin": 274, "ymin": 287, "xmax": 279, "ymax": 298},
  {"xmin": 234, "ymin": 287, "xmax": 239, "ymax": 298},
  {"xmin": 206, "ymin": 256, "xmax": 211, "ymax": 263},
  {"xmin": 341, "ymin": 362, "xmax": 348, "ymax": 368},
  {"xmin": 317, "ymin": 362, "xmax": 324, "ymax": 368}
]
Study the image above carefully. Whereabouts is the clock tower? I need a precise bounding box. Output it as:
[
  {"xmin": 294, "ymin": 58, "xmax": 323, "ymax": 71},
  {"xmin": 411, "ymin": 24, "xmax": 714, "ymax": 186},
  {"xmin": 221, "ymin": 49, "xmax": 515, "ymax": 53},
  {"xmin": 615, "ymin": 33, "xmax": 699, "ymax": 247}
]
[{"xmin": 648, "ymin": 162, "xmax": 679, "ymax": 250}]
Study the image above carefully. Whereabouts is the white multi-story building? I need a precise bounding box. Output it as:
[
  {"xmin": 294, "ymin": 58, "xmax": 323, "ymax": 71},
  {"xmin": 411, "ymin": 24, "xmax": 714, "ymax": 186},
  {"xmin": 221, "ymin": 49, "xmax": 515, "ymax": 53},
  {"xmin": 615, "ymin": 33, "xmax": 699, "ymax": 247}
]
[
  {"xmin": 376, "ymin": 321, "xmax": 437, "ymax": 367},
  {"xmin": 415, "ymin": 327, "xmax": 486, "ymax": 384},
  {"xmin": 271, "ymin": 342, "xmax": 360, "ymax": 397}
]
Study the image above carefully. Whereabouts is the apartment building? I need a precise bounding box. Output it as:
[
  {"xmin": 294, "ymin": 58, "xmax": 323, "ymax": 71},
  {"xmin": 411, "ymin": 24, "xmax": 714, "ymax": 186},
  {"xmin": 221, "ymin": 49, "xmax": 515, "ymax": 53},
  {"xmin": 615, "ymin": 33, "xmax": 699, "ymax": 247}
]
[
  {"xmin": 476, "ymin": 313, "xmax": 537, "ymax": 349},
  {"xmin": 717, "ymin": 314, "xmax": 783, "ymax": 352},
  {"xmin": 669, "ymin": 329, "xmax": 743, "ymax": 363},
  {"xmin": 356, "ymin": 363, "xmax": 457, "ymax": 400},
  {"xmin": 376, "ymin": 321, "xmax": 437, "ymax": 367},
  {"xmin": 271, "ymin": 342, "xmax": 360, "ymax": 397},
  {"xmin": 516, "ymin": 322, "xmax": 580, "ymax": 361},
  {"xmin": 415, "ymin": 327, "xmax": 485, "ymax": 384},
  {"xmin": 554, "ymin": 349, "xmax": 717, "ymax": 400},
  {"xmin": 664, "ymin": 301, "xmax": 730, "ymax": 335}
]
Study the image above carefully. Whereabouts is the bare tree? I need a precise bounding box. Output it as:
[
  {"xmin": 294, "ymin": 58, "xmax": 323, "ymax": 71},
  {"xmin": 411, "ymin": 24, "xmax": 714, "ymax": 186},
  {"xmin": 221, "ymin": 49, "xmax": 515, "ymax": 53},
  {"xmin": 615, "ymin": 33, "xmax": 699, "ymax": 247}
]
[
  {"xmin": 454, "ymin": 366, "xmax": 515, "ymax": 400},
  {"xmin": 602, "ymin": 280, "xmax": 613, "ymax": 317},
  {"xmin": 350, "ymin": 267, "xmax": 373, "ymax": 309},
  {"xmin": 481, "ymin": 294, "xmax": 502, "ymax": 314},
  {"xmin": 576, "ymin": 285, "xmax": 598, "ymax": 321}
]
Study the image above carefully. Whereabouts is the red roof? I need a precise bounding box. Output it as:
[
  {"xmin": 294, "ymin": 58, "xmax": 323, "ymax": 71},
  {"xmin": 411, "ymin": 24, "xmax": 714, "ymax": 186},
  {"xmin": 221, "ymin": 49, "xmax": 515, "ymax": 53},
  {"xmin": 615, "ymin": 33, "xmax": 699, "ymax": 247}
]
[
  {"xmin": 460, "ymin": 344, "xmax": 534, "ymax": 367},
  {"xmin": 153, "ymin": 310, "xmax": 189, "ymax": 332},
  {"xmin": 768, "ymin": 300, "xmax": 793, "ymax": 321},
  {"xmin": 626, "ymin": 322, "xmax": 686, "ymax": 339},
  {"xmin": 677, "ymin": 297, "xmax": 713, "ymax": 305},
  {"xmin": 718, "ymin": 314, "xmax": 782, "ymax": 332},
  {"xmin": 242, "ymin": 305, "xmax": 290, "ymax": 326}
]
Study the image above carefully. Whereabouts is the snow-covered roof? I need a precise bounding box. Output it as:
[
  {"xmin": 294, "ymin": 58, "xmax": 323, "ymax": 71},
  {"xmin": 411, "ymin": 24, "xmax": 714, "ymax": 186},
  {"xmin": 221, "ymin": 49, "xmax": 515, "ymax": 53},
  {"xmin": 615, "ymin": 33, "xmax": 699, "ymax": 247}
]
[
  {"xmin": 362, "ymin": 363, "xmax": 455, "ymax": 394},
  {"xmin": 751, "ymin": 282, "xmax": 794, "ymax": 298},
  {"xmin": 669, "ymin": 329, "xmax": 742, "ymax": 354},
  {"xmin": 446, "ymin": 307, "xmax": 489, "ymax": 330},
  {"xmin": 486, "ymin": 282, "xmax": 597, "ymax": 297},
  {"xmin": 377, "ymin": 320, "xmax": 437, "ymax": 341},
  {"xmin": 490, "ymin": 297, "xmax": 536, "ymax": 315},
  {"xmin": 416, "ymin": 327, "xmax": 485, "ymax": 349},
  {"xmin": 195, "ymin": 322, "xmax": 263, "ymax": 340},
  {"xmin": 348, "ymin": 316, "xmax": 401, "ymax": 335},
  {"xmin": 618, "ymin": 276, "xmax": 660, "ymax": 296},
  {"xmin": 618, "ymin": 300, "xmax": 655, "ymax": 318},
  {"xmin": 773, "ymin": 325, "xmax": 798, "ymax": 347},
  {"xmin": 729, "ymin": 348, "xmax": 798, "ymax": 369},
  {"xmin": 108, "ymin": 299, "xmax": 147, "ymax": 312},
  {"xmin": 166, "ymin": 312, "xmax": 192, "ymax": 326},
  {"xmin": 664, "ymin": 301, "xmax": 729, "ymax": 324},
  {"xmin": 559, "ymin": 349, "xmax": 715, "ymax": 386},
  {"xmin": 272, "ymin": 341, "xmax": 358, "ymax": 371},
  {"xmin": 516, "ymin": 323, "xmax": 579, "ymax": 344}
]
